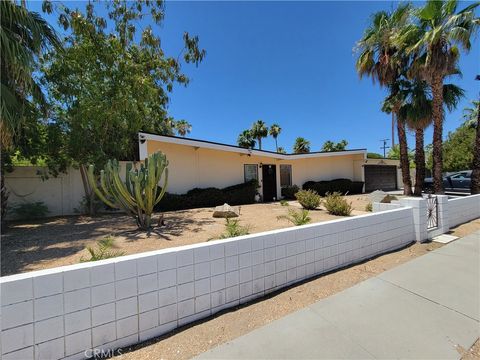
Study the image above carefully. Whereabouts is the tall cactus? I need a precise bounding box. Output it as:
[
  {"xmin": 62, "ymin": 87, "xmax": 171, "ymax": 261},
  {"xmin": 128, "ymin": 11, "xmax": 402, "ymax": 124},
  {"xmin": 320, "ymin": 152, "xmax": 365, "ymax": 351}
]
[{"xmin": 87, "ymin": 152, "xmax": 169, "ymax": 230}]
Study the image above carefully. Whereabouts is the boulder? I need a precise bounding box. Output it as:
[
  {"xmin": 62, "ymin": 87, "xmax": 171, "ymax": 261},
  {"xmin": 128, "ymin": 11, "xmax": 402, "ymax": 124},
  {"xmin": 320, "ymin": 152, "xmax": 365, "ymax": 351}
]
[
  {"xmin": 213, "ymin": 203, "xmax": 240, "ymax": 218},
  {"xmin": 369, "ymin": 190, "xmax": 387, "ymax": 204}
]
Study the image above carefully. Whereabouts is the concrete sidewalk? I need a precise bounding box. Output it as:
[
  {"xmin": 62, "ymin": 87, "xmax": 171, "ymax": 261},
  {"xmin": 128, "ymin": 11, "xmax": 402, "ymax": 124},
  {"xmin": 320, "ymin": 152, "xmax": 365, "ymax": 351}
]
[{"xmin": 197, "ymin": 231, "xmax": 480, "ymax": 359}]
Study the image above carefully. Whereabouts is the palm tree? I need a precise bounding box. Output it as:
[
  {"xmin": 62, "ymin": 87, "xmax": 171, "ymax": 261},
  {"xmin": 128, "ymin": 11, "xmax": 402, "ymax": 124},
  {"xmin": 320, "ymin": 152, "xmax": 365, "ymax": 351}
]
[
  {"xmin": 381, "ymin": 82, "xmax": 413, "ymax": 195},
  {"xmin": 1, "ymin": 0, "xmax": 61, "ymax": 224},
  {"xmin": 398, "ymin": 80, "xmax": 464, "ymax": 195},
  {"xmin": 355, "ymin": 4, "xmax": 414, "ymax": 195},
  {"xmin": 1, "ymin": 0, "xmax": 60, "ymax": 149},
  {"xmin": 468, "ymin": 97, "xmax": 480, "ymax": 193},
  {"xmin": 277, "ymin": 146, "xmax": 286, "ymax": 154},
  {"xmin": 269, "ymin": 123, "xmax": 282, "ymax": 152},
  {"xmin": 174, "ymin": 120, "xmax": 192, "ymax": 137},
  {"xmin": 250, "ymin": 120, "xmax": 268, "ymax": 150},
  {"xmin": 405, "ymin": 0, "xmax": 479, "ymax": 193},
  {"xmin": 237, "ymin": 130, "xmax": 256, "ymax": 149},
  {"xmin": 293, "ymin": 137, "xmax": 310, "ymax": 154},
  {"xmin": 462, "ymin": 100, "xmax": 479, "ymax": 128}
]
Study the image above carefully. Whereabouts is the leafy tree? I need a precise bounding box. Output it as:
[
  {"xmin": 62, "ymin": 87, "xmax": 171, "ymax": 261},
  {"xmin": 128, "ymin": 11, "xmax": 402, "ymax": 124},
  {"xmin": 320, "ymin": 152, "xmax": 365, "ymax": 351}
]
[
  {"xmin": 237, "ymin": 130, "xmax": 256, "ymax": 149},
  {"xmin": 269, "ymin": 123, "xmax": 282, "ymax": 152},
  {"xmin": 277, "ymin": 146, "xmax": 287, "ymax": 154},
  {"xmin": 321, "ymin": 140, "xmax": 348, "ymax": 152},
  {"xmin": 405, "ymin": 0, "xmax": 479, "ymax": 193},
  {"xmin": 442, "ymin": 124, "xmax": 475, "ymax": 172},
  {"xmin": 367, "ymin": 152, "xmax": 384, "ymax": 159},
  {"xmin": 0, "ymin": 0, "xmax": 63, "ymax": 223},
  {"xmin": 356, "ymin": 4, "xmax": 414, "ymax": 195},
  {"xmin": 387, "ymin": 145, "xmax": 414, "ymax": 167},
  {"xmin": 250, "ymin": 120, "xmax": 268, "ymax": 150},
  {"xmin": 293, "ymin": 137, "xmax": 310, "ymax": 154},
  {"xmin": 174, "ymin": 120, "xmax": 192, "ymax": 137},
  {"xmin": 40, "ymin": 0, "xmax": 205, "ymax": 214}
]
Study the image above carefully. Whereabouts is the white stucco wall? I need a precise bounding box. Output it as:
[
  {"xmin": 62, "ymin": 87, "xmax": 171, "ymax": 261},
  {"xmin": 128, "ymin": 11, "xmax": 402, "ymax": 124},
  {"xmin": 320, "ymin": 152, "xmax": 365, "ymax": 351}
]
[{"xmin": 146, "ymin": 140, "xmax": 366, "ymax": 199}]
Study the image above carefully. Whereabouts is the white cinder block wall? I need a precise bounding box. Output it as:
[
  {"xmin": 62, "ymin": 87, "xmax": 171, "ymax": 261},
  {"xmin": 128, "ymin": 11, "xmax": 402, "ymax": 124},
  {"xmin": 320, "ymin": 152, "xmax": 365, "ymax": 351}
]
[
  {"xmin": 1, "ymin": 208, "xmax": 414, "ymax": 360},
  {"xmin": 448, "ymin": 194, "xmax": 480, "ymax": 228}
]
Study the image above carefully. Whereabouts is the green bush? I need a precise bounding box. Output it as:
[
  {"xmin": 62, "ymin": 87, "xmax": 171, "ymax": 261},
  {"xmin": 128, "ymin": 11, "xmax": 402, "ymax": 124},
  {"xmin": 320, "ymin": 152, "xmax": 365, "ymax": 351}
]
[
  {"xmin": 277, "ymin": 208, "xmax": 311, "ymax": 226},
  {"xmin": 324, "ymin": 192, "xmax": 353, "ymax": 216},
  {"xmin": 11, "ymin": 202, "xmax": 49, "ymax": 219},
  {"xmin": 303, "ymin": 178, "xmax": 364, "ymax": 196},
  {"xmin": 156, "ymin": 180, "xmax": 257, "ymax": 211},
  {"xmin": 295, "ymin": 189, "xmax": 321, "ymax": 210},
  {"xmin": 365, "ymin": 202, "xmax": 373, "ymax": 212},
  {"xmin": 219, "ymin": 218, "xmax": 250, "ymax": 239},
  {"xmin": 281, "ymin": 185, "xmax": 300, "ymax": 199},
  {"xmin": 80, "ymin": 236, "xmax": 125, "ymax": 262},
  {"xmin": 280, "ymin": 199, "xmax": 289, "ymax": 206}
]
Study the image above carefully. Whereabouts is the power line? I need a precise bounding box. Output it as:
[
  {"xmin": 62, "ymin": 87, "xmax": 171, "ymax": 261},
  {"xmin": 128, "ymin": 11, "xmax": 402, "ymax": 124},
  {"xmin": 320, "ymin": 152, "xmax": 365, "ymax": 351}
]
[{"xmin": 380, "ymin": 139, "xmax": 390, "ymax": 158}]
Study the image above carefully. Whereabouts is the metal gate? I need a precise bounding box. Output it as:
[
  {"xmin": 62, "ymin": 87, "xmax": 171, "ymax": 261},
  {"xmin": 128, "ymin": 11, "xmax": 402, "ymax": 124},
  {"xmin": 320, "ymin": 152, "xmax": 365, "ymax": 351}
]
[{"xmin": 426, "ymin": 194, "xmax": 438, "ymax": 229}]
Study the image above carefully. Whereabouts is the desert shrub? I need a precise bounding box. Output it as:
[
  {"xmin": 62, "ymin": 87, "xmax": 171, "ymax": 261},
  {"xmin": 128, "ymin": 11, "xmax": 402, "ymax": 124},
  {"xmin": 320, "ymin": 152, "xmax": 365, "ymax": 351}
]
[
  {"xmin": 280, "ymin": 199, "xmax": 289, "ymax": 206},
  {"xmin": 219, "ymin": 218, "xmax": 250, "ymax": 239},
  {"xmin": 80, "ymin": 236, "xmax": 124, "ymax": 262},
  {"xmin": 380, "ymin": 195, "xmax": 398, "ymax": 203},
  {"xmin": 365, "ymin": 202, "xmax": 373, "ymax": 212},
  {"xmin": 295, "ymin": 189, "xmax": 321, "ymax": 210},
  {"xmin": 156, "ymin": 180, "xmax": 257, "ymax": 211},
  {"xmin": 324, "ymin": 192, "xmax": 352, "ymax": 216},
  {"xmin": 281, "ymin": 185, "xmax": 300, "ymax": 199},
  {"xmin": 303, "ymin": 178, "xmax": 364, "ymax": 196},
  {"xmin": 11, "ymin": 202, "xmax": 49, "ymax": 219},
  {"xmin": 277, "ymin": 208, "xmax": 311, "ymax": 226}
]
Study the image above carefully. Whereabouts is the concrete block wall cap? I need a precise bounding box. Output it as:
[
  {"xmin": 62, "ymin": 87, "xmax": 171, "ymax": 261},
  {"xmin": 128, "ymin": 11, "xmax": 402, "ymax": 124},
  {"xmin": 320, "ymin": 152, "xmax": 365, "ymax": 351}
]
[{"xmin": 0, "ymin": 207, "xmax": 414, "ymax": 283}]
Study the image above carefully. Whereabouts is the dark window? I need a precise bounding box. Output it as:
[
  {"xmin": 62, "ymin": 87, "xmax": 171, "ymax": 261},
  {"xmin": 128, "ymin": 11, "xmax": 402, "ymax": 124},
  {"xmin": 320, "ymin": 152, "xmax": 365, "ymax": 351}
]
[
  {"xmin": 244, "ymin": 164, "xmax": 258, "ymax": 182},
  {"xmin": 280, "ymin": 164, "xmax": 292, "ymax": 187}
]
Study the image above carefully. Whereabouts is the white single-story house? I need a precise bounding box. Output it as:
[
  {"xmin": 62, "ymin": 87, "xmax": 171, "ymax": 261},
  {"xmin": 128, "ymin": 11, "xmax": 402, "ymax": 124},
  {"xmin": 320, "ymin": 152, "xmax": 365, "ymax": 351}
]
[{"xmin": 139, "ymin": 132, "xmax": 402, "ymax": 200}]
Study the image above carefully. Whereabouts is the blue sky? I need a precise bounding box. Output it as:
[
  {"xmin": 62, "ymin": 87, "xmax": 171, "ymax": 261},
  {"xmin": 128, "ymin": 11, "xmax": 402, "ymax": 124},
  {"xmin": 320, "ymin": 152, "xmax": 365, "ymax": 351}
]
[{"xmin": 31, "ymin": 1, "xmax": 479, "ymax": 154}]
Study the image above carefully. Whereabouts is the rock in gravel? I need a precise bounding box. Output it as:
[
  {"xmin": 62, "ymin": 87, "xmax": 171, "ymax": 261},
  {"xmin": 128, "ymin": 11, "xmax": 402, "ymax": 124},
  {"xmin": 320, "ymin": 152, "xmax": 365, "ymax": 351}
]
[
  {"xmin": 369, "ymin": 190, "xmax": 387, "ymax": 203},
  {"xmin": 213, "ymin": 203, "xmax": 240, "ymax": 218}
]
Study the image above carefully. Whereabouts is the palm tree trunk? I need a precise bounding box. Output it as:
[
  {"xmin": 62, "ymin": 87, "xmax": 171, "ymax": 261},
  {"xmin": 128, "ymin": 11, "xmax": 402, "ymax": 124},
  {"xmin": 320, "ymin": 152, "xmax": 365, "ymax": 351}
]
[
  {"xmin": 258, "ymin": 138, "xmax": 262, "ymax": 150},
  {"xmin": 471, "ymin": 100, "xmax": 480, "ymax": 194},
  {"xmin": 391, "ymin": 113, "xmax": 395, "ymax": 149},
  {"xmin": 430, "ymin": 76, "xmax": 445, "ymax": 194},
  {"xmin": 397, "ymin": 116, "xmax": 412, "ymax": 195},
  {"xmin": 413, "ymin": 128, "xmax": 425, "ymax": 196},
  {"xmin": 275, "ymin": 137, "xmax": 278, "ymax": 152}
]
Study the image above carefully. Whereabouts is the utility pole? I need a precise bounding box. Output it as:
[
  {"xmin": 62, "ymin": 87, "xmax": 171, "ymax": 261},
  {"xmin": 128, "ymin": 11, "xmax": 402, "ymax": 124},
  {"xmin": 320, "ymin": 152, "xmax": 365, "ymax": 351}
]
[{"xmin": 380, "ymin": 139, "xmax": 390, "ymax": 158}]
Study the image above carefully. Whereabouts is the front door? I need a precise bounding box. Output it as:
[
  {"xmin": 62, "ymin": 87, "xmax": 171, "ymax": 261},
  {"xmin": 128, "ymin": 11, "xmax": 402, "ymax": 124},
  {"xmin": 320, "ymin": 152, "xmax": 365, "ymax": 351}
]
[{"xmin": 262, "ymin": 164, "xmax": 277, "ymax": 202}]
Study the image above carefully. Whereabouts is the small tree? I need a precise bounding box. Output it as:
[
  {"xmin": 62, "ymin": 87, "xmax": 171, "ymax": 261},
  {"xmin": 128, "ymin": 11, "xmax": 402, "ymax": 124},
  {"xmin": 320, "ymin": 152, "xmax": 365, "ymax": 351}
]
[
  {"xmin": 293, "ymin": 137, "xmax": 310, "ymax": 154},
  {"xmin": 269, "ymin": 123, "xmax": 282, "ymax": 152},
  {"xmin": 237, "ymin": 130, "xmax": 256, "ymax": 149},
  {"xmin": 87, "ymin": 152, "xmax": 169, "ymax": 230},
  {"xmin": 321, "ymin": 140, "xmax": 348, "ymax": 152},
  {"xmin": 251, "ymin": 120, "xmax": 268, "ymax": 150}
]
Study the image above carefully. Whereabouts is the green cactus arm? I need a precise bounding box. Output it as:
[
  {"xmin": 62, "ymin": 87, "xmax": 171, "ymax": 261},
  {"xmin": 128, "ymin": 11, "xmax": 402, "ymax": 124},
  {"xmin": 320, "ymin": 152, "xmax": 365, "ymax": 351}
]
[
  {"xmin": 154, "ymin": 168, "xmax": 169, "ymax": 205},
  {"xmin": 86, "ymin": 165, "xmax": 117, "ymax": 209},
  {"xmin": 131, "ymin": 172, "xmax": 146, "ymax": 211},
  {"xmin": 111, "ymin": 165, "xmax": 137, "ymax": 209},
  {"xmin": 125, "ymin": 163, "xmax": 133, "ymax": 195}
]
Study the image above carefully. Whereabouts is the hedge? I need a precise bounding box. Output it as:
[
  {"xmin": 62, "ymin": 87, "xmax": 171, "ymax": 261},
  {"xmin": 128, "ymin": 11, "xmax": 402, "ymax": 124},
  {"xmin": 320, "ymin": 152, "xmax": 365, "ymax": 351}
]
[
  {"xmin": 302, "ymin": 178, "xmax": 364, "ymax": 196},
  {"xmin": 155, "ymin": 180, "xmax": 257, "ymax": 211}
]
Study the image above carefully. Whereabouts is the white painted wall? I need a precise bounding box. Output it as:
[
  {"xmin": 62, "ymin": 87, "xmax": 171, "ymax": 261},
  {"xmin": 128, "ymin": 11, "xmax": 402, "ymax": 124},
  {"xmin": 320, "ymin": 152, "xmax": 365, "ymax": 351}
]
[
  {"xmin": 0, "ymin": 208, "xmax": 414, "ymax": 360},
  {"xmin": 448, "ymin": 194, "xmax": 480, "ymax": 228},
  {"xmin": 4, "ymin": 163, "xmax": 130, "ymax": 218}
]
